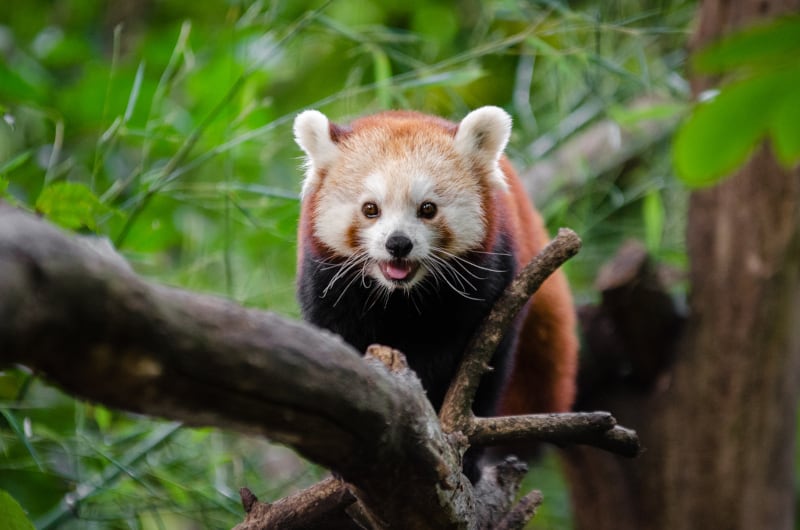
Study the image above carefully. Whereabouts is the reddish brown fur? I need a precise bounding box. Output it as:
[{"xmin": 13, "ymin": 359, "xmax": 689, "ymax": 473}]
[
  {"xmin": 297, "ymin": 111, "xmax": 578, "ymax": 416},
  {"xmin": 496, "ymin": 158, "xmax": 578, "ymax": 413}
]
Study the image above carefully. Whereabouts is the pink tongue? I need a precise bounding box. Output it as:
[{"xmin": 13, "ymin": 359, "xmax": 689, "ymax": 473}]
[{"xmin": 385, "ymin": 261, "xmax": 412, "ymax": 280}]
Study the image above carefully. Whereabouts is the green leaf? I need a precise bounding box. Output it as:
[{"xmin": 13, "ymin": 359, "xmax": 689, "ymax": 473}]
[
  {"xmin": 0, "ymin": 151, "xmax": 33, "ymax": 176},
  {"xmin": 35, "ymin": 182, "xmax": 113, "ymax": 232},
  {"xmin": 0, "ymin": 62, "xmax": 48, "ymax": 103},
  {"xmin": 673, "ymin": 70, "xmax": 785, "ymax": 187},
  {"xmin": 770, "ymin": 86, "xmax": 800, "ymax": 167},
  {"xmin": 0, "ymin": 489, "xmax": 36, "ymax": 530},
  {"xmin": 643, "ymin": 190, "xmax": 664, "ymax": 252},
  {"xmin": 693, "ymin": 15, "xmax": 800, "ymax": 74},
  {"xmin": 608, "ymin": 101, "xmax": 687, "ymax": 127},
  {"xmin": 370, "ymin": 46, "xmax": 392, "ymax": 109},
  {"xmin": 0, "ymin": 409, "xmax": 44, "ymax": 471},
  {"xmin": 93, "ymin": 405, "xmax": 113, "ymax": 432}
]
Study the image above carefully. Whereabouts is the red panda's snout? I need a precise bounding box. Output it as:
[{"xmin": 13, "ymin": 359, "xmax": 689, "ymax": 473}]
[
  {"xmin": 378, "ymin": 259, "xmax": 419, "ymax": 283},
  {"xmin": 379, "ymin": 233, "xmax": 420, "ymax": 284},
  {"xmin": 386, "ymin": 232, "xmax": 413, "ymax": 258},
  {"xmin": 366, "ymin": 224, "xmax": 428, "ymax": 290}
]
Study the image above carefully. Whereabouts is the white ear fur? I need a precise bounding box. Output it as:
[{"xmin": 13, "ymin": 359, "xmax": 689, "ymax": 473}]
[
  {"xmin": 454, "ymin": 106, "xmax": 512, "ymax": 190},
  {"xmin": 294, "ymin": 110, "xmax": 340, "ymax": 194}
]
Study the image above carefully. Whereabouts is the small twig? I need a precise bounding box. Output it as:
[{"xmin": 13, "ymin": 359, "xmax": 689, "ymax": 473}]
[
  {"xmin": 589, "ymin": 426, "xmax": 641, "ymax": 458},
  {"xmin": 469, "ymin": 413, "xmax": 640, "ymax": 458},
  {"xmin": 469, "ymin": 412, "xmax": 613, "ymax": 445},
  {"xmin": 471, "ymin": 456, "xmax": 530, "ymax": 527},
  {"xmin": 439, "ymin": 228, "xmax": 582, "ymax": 432},
  {"xmin": 233, "ymin": 477, "xmax": 356, "ymax": 530},
  {"xmin": 240, "ymin": 487, "xmax": 258, "ymax": 514},
  {"xmin": 493, "ymin": 489, "xmax": 544, "ymax": 530}
]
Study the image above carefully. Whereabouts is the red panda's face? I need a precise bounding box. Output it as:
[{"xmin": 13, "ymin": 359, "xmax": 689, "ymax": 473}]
[{"xmin": 294, "ymin": 107, "xmax": 511, "ymax": 296}]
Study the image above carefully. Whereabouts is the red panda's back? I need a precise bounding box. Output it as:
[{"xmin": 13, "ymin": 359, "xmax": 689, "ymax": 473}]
[{"xmin": 497, "ymin": 158, "xmax": 578, "ymax": 415}]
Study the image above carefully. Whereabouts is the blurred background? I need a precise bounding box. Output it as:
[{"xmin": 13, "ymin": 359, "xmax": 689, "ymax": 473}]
[{"xmin": 0, "ymin": 1, "xmax": 695, "ymax": 528}]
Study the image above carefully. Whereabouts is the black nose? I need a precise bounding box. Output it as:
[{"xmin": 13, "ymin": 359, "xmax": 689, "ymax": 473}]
[{"xmin": 386, "ymin": 233, "xmax": 413, "ymax": 258}]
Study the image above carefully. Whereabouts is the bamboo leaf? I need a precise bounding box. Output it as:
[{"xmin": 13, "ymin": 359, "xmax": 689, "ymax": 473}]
[
  {"xmin": 643, "ymin": 190, "xmax": 664, "ymax": 252},
  {"xmin": 371, "ymin": 46, "xmax": 392, "ymax": 109},
  {"xmin": 0, "ymin": 490, "xmax": 35, "ymax": 530}
]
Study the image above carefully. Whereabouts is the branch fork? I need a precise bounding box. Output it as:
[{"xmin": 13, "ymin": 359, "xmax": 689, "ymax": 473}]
[{"xmin": 0, "ymin": 203, "xmax": 640, "ymax": 530}]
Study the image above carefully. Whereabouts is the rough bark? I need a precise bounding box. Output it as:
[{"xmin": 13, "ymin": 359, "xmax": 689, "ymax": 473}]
[
  {"xmin": 563, "ymin": 1, "xmax": 800, "ymax": 528},
  {"xmin": 0, "ymin": 203, "xmax": 638, "ymax": 529},
  {"xmin": 661, "ymin": 155, "xmax": 800, "ymax": 529}
]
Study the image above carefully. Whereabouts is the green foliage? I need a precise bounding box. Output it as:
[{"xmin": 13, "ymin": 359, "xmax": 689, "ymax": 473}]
[
  {"xmin": 692, "ymin": 15, "xmax": 800, "ymax": 73},
  {"xmin": 643, "ymin": 189, "xmax": 665, "ymax": 252},
  {"xmin": 35, "ymin": 181, "xmax": 116, "ymax": 231},
  {"xmin": 0, "ymin": 489, "xmax": 36, "ymax": 530},
  {"xmin": 0, "ymin": 0, "xmax": 696, "ymax": 527},
  {"xmin": 674, "ymin": 16, "xmax": 800, "ymax": 186}
]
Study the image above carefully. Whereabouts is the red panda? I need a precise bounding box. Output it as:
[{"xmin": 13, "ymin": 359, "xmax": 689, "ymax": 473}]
[{"xmin": 293, "ymin": 107, "xmax": 578, "ymax": 475}]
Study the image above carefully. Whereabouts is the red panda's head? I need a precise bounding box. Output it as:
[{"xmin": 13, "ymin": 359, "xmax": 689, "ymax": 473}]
[{"xmin": 294, "ymin": 107, "xmax": 512, "ymax": 295}]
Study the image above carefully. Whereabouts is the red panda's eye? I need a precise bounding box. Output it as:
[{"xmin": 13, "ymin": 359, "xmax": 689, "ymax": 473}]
[
  {"xmin": 418, "ymin": 201, "xmax": 437, "ymax": 219},
  {"xmin": 362, "ymin": 202, "xmax": 380, "ymax": 218}
]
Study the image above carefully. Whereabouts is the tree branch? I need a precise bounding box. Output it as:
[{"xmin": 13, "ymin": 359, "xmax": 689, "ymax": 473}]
[
  {"xmin": 468, "ymin": 412, "xmax": 639, "ymax": 457},
  {"xmin": 439, "ymin": 228, "xmax": 583, "ymax": 433},
  {"xmin": 493, "ymin": 489, "xmax": 544, "ymax": 530},
  {"xmin": 235, "ymin": 479, "xmax": 356, "ymax": 530},
  {"xmin": 0, "ymin": 203, "xmax": 473, "ymax": 528},
  {"xmin": 0, "ymin": 202, "xmax": 639, "ymax": 528}
]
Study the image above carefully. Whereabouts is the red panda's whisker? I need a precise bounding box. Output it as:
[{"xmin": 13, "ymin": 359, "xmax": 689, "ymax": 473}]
[
  {"xmin": 423, "ymin": 256, "xmax": 483, "ymax": 301},
  {"xmin": 433, "ymin": 247, "xmax": 507, "ymax": 275},
  {"xmin": 331, "ymin": 267, "xmax": 368, "ymax": 308},
  {"xmin": 427, "ymin": 254, "xmax": 479, "ymax": 293},
  {"xmin": 441, "ymin": 253, "xmax": 490, "ymax": 281},
  {"xmin": 362, "ymin": 286, "xmax": 383, "ymax": 312},
  {"xmin": 408, "ymin": 288, "xmax": 423, "ymax": 315},
  {"xmin": 465, "ymin": 248, "xmax": 513, "ymax": 258},
  {"xmin": 364, "ymin": 281, "xmax": 392, "ymax": 312},
  {"xmin": 322, "ymin": 261, "xmax": 357, "ymax": 296},
  {"xmin": 322, "ymin": 252, "xmax": 370, "ymax": 299}
]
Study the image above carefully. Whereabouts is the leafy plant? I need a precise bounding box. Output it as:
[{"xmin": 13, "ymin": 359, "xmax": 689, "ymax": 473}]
[
  {"xmin": 0, "ymin": 1, "xmax": 695, "ymax": 527},
  {"xmin": 674, "ymin": 15, "xmax": 800, "ymax": 187},
  {"xmin": 0, "ymin": 489, "xmax": 36, "ymax": 530}
]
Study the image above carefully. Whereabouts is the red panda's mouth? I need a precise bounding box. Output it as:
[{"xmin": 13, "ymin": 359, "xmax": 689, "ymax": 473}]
[{"xmin": 378, "ymin": 259, "xmax": 420, "ymax": 283}]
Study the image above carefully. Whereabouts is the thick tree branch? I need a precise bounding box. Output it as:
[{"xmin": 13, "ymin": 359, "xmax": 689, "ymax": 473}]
[
  {"xmin": 0, "ymin": 203, "xmax": 639, "ymax": 528},
  {"xmin": 0, "ymin": 203, "xmax": 472, "ymax": 528}
]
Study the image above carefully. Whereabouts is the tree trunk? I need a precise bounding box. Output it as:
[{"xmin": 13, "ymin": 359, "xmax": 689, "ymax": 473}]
[{"xmin": 564, "ymin": 0, "xmax": 800, "ymax": 528}]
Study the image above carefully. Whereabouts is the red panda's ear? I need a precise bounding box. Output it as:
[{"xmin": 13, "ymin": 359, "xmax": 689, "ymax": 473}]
[
  {"xmin": 294, "ymin": 110, "xmax": 341, "ymax": 194},
  {"xmin": 454, "ymin": 106, "xmax": 512, "ymax": 191}
]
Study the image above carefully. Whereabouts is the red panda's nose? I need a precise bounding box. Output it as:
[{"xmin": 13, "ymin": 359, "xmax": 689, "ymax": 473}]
[{"xmin": 386, "ymin": 232, "xmax": 413, "ymax": 258}]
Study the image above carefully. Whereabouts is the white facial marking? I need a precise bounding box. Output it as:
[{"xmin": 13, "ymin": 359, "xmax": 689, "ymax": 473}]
[
  {"xmin": 409, "ymin": 174, "xmax": 435, "ymax": 204},
  {"xmin": 301, "ymin": 108, "xmax": 511, "ymax": 297},
  {"xmin": 314, "ymin": 188, "xmax": 355, "ymax": 256}
]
